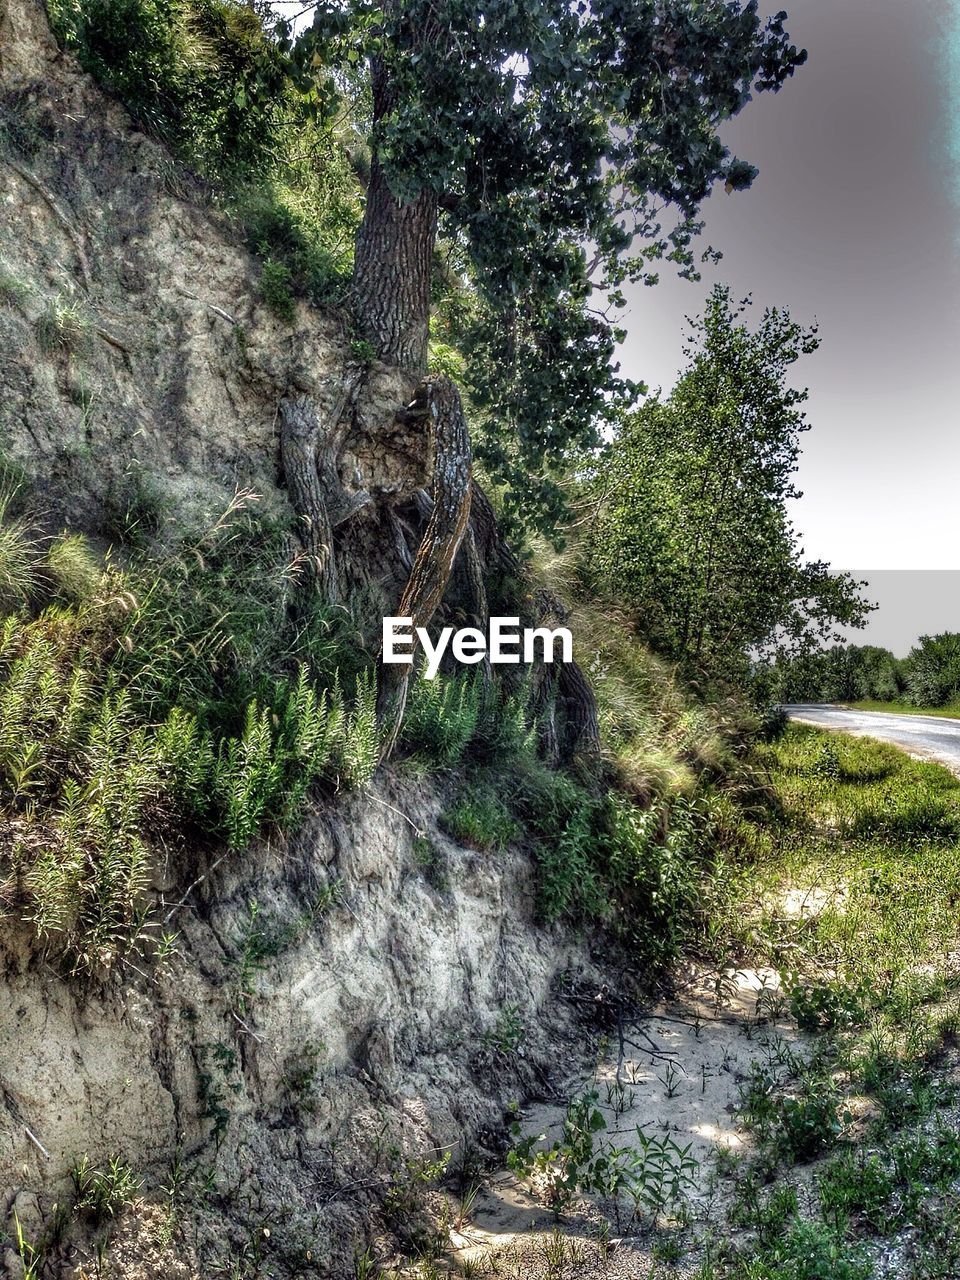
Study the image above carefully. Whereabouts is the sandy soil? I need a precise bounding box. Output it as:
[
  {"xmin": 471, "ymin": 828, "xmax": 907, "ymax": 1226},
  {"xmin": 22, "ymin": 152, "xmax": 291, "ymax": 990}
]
[{"xmin": 434, "ymin": 964, "xmax": 809, "ymax": 1279}]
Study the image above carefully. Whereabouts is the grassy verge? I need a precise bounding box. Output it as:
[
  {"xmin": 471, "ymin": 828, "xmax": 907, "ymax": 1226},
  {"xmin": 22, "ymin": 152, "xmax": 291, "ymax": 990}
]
[
  {"xmin": 702, "ymin": 725, "xmax": 960, "ymax": 1278},
  {"xmin": 843, "ymin": 699, "xmax": 960, "ymax": 721}
]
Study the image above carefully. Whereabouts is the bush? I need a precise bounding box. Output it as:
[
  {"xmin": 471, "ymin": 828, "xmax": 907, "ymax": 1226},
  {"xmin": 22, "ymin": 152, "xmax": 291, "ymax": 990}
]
[
  {"xmin": 48, "ymin": 0, "xmax": 361, "ymax": 300},
  {"xmin": 440, "ymin": 783, "xmax": 517, "ymax": 851},
  {"xmin": 400, "ymin": 673, "xmax": 482, "ymax": 768},
  {"xmin": 0, "ymin": 496, "xmax": 378, "ymax": 968},
  {"xmin": 259, "ymin": 257, "xmax": 295, "ymax": 320},
  {"xmin": 49, "ymin": 0, "xmax": 286, "ymax": 181}
]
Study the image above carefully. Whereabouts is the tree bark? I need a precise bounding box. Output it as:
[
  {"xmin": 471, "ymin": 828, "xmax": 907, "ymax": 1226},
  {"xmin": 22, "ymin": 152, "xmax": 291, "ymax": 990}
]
[
  {"xmin": 376, "ymin": 376, "xmax": 473, "ymax": 755},
  {"xmin": 279, "ymin": 384, "xmax": 368, "ymax": 604},
  {"xmin": 352, "ymin": 45, "xmax": 438, "ymax": 374},
  {"xmin": 353, "ymin": 162, "xmax": 437, "ymax": 373}
]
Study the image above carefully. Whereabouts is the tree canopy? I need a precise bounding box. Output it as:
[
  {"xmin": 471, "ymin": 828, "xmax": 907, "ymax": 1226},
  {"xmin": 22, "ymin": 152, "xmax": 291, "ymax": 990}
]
[
  {"xmin": 584, "ymin": 286, "xmax": 871, "ymax": 686},
  {"xmin": 293, "ymin": 0, "xmax": 807, "ymax": 529}
]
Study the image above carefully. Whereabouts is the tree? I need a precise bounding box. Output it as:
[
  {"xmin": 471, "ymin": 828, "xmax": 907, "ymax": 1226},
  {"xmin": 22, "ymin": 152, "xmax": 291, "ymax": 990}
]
[
  {"xmin": 584, "ymin": 286, "xmax": 870, "ymax": 687},
  {"xmin": 904, "ymin": 634, "xmax": 960, "ymax": 708},
  {"xmin": 768, "ymin": 644, "xmax": 904, "ymax": 705},
  {"xmin": 294, "ymin": 0, "xmax": 806, "ymax": 527},
  {"xmin": 279, "ymin": 0, "xmax": 807, "ymax": 741}
]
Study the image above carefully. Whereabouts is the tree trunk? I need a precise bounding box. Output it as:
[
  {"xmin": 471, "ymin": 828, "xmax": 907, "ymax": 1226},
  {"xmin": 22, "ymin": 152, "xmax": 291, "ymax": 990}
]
[
  {"xmin": 376, "ymin": 376, "xmax": 473, "ymax": 756},
  {"xmin": 352, "ymin": 53, "xmax": 438, "ymax": 374}
]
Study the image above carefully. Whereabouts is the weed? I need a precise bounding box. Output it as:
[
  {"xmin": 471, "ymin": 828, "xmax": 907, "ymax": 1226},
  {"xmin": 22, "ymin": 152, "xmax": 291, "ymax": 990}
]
[
  {"xmin": 748, "ymin": 1220, "xmax": 871, "ymax": 1280},
  {"xmin": 384, "ymin": 1150, "xmax": 451, "ymax": 1223},
  {"xmin": 281, "ymin": 1038, "xmax": 326, "ymax": 1112},
  {"xmin": 35, "ymin": 296, "xmax": 89, "ymax": 353},
  {"xmin": 196, "ymin": 1042, "xmax": 240, "ymax": 1141},
  {"xmin": 103, "ymin": 471, "xmax": 170, "ymax": 547},
  {"xmin": 71, "ymin": 1153, "xmax": 142, "ymax": 1220},
  {"xmin": 729, "ymin": 1178, "xmax": 798, "ymax": 1245},
  {"xmin": 259, "ymin": 258, "xmax": 295, "ymax": 321},
  {"xmin": 481, "ymin": 1004, "xmax": 525, "ymax": 1058},
  {"xmin": 0, "ymin": 265, "xmax": 30, "ymax": 309},
  {"xmin": 441, "ymin": 784, "xmax": 517, "ymax": 851},
  {"xmin": 13, "ymin": 1212, "xmax": 42, "ymax": 1280},
  {"xmin": 508, "ymin": 1089, "xmax": 698, "ymax": 1219}
]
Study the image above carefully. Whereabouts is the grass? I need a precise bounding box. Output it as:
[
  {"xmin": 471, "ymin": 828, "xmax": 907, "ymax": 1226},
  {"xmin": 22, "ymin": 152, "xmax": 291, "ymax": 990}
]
[
  {"xmin": 0, "ymin": 489, "xmax": 381, "ymax": 970},
  {"xmin": 699, "ymin": 724, "xmax": 960, "ymax": 1276},
  {"xmin": 844, "ymin": 699, "xmax": 960, "ymax": 721},
  {"xmin": 35, "ymin": 295, "xmax": 90, "ymax": 353},
  {"xmin": 488, "ymin": 724, "xmax": 960, "ymax": 1278}
]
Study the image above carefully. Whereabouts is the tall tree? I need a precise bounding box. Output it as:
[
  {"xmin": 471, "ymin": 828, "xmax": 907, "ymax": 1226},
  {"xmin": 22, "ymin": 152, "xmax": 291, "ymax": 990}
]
[
  {"xmin": 585, "ymin": 286, "xmax": 870, "ymax": 686},
  {"xmin": 296, "ymin": 0, "xmax": 806, "ymax": 526},
  {"xmin": 284, "ymin": 0, "xmax": 808, "ymax": 741}
]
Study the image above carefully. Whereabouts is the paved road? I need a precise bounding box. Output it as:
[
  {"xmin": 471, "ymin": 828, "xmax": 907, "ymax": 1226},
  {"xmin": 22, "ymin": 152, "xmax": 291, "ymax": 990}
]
[{"xmin": 786, "ymin": 704, "xmax": 960, "ymax": 773}]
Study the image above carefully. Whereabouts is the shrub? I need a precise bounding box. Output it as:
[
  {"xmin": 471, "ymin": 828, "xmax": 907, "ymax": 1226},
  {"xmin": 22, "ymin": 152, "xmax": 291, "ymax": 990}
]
[
  {"xmin": 48, "ymin": 0, "xmax": 361, "ymax": 300},
  {"xmin": 259, "ymin": 257, "xmax": 295, "ymax": 320},
  {"xmin": 440, "ymin": 783, "xmax": 516, "ymax": 851},
  {"xmin": 400, "ymin": 673, "xmax": 482, "ymax": 768},
  {"xmin": 0, "ymin": 496, "xmax": 379, "ymax": 968}
]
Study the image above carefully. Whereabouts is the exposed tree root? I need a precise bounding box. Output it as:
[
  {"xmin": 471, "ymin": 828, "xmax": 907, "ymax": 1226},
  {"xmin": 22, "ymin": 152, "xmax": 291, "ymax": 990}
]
[
  {"xmin": 376, "ymin": 376, "xmax": 472, "ymax": 756},
  {"xmin": 279, "ymin": 369, "xmax": 597, "ymax": 763},
  {"xmin": 279, "ymin": 379, "xmax": 368, "ymax": 603},
  {"xmin": 530, "ymin": 588, "xmax": 601, "ymax": 761}
]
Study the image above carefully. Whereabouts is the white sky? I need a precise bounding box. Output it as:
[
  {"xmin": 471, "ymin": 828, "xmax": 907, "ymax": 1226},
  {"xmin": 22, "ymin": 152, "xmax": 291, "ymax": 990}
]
[{"xmin": 617, "ymin": 0, "xmax": 960, "ymax": 574}]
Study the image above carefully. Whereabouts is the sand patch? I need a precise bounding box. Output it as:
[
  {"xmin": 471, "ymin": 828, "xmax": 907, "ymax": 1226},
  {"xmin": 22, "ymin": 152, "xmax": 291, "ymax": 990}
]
[{"xmin": 434, "ymin": 965, "xmax": 809, "ymax": 1278}]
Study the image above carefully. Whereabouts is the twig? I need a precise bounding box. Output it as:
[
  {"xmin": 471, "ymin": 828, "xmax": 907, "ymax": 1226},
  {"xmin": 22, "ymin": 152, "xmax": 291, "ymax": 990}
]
[
  {"xmin": 230, "ymin": 1010, "xmax": 264, "ymax": 1043},
  {"xmin": 176, "ymin": 286, "xmax": 238, "ymax": 326},
  {"xmin": 94, "ymin": 325, "xmax": 132, "ymax": 355},
  {"xmin": 7, "ymin": 159, "xmax": 92, "ymax": 292},
  {"xmin": 162, "ymin": 852, "xmax": 230, "ymax": 924},
  {"xmin": 24, "ymin": 1127, "xmax": 50, "ymax": 1159},
  {"xmin": 622, "ymin": 1030, "xmax": 684, "ymax": 1069},
  {"xmin": 366, "ymin": 790, "xmax": 426, "ymax": 837}
]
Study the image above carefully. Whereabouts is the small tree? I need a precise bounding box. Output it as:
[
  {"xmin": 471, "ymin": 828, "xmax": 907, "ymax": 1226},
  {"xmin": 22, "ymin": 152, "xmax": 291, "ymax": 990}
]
[
  {"xmin": 585, "ymin": 286, "xmax": 870, "ymax": 687},
  {"xmin": 904, "ymin": 634, "xmax": 960, "ymax": 708}
]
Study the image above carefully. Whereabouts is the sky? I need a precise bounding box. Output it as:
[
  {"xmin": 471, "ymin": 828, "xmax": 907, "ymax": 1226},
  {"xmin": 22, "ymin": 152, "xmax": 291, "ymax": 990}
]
[{"xmin": 617, "ymin": 0, "xmax": 960, "ymax": 649}]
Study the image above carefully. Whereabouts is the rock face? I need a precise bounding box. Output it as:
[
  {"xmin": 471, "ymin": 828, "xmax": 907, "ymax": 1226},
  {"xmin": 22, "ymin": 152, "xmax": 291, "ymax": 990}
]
[
  {"xmin": 0, "ymin": 4, "xmax": 598, "ymax": 1275},
  {"xmin": 0, "ymin": 0, "xmax": 426, "ymax": 547},
  {"xmin": 1, "ymin": 776, "xmax": 590, "ymax": 1275}
]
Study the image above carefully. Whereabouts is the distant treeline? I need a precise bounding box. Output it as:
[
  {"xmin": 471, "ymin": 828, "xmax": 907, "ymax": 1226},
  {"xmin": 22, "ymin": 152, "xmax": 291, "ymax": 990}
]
[{"xmin": 770, "ymin": 633, "xmax": 960, "ymax": 708}]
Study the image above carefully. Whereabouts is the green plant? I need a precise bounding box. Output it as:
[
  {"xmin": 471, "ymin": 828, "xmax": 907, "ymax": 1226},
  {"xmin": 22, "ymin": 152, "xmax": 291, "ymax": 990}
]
[
  {"xmin": 481, "ymin": 1003, "xmax": 525, "ymax": 1057},
  {"xmin": 35, "ymin": 295, "xmax": 89, "ymax": 353},
  {"xmin": 401, "ymin": 673, "xmax": 482, "ymax": 767},
  {"xmin": 508, "ymin": 1089, "xmax": 697, "ymax": 1219},
  {"xmin": 0, "ymin": 493, "xmax": 378, "ymax": 968},
  {"xmin": 103, "ymin": 471, "xmax": 170, "ymax": 546},
  {"xmin": 281, "ymin": 1038, "xmax": 326, "ymax": 1112},
  {"xmin": 729, "ymin": 1178, "xmax": 798, "ymax": 1246},
  {"xmin": 71, "ymin": 1153, "xmax": 142, "ymax": 1220},
  {"xmin": 0, "ymin": 486, "xmax": 38, "ymax": 611},
  {"xmin": 196, "ymin": 1041, "xmax": 241, "ymax": 1141},
  {"xmin": 259, "ymin": 258, "xmax": 295, "ymax": 320},
  {"xmin": 440, "ymin": 784, "xmax": 516, "ymax": 851},
  {"xmin": 13, "ymin": 1212, "xmax": 42, "ymax": 1280},
  {"xmin": 0, "ymin": 265, "xmax": 30, "ymax": 309},
  {"xmin": 384, "ymin": 1149, "xmax": 451, "ymax": 1222},
  {"xmin": 818, "ymin": 1150, "xmax": 894, "ymax": 1235},
  {"xmin": 785, "ymin": 974, "xmax": 866, "ymax": 1033},
  {"xmin": 353, "ymin": 1247, "xmax": 378, "ymax": 1279},
  {"xmin": 337, "ymin": 672, "xmax": 380, "ymax": 790}
]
